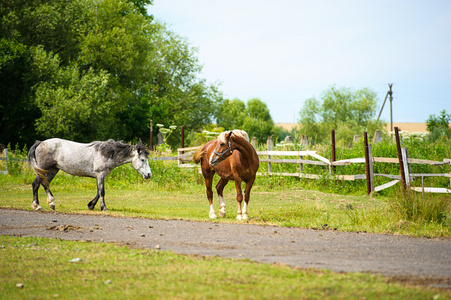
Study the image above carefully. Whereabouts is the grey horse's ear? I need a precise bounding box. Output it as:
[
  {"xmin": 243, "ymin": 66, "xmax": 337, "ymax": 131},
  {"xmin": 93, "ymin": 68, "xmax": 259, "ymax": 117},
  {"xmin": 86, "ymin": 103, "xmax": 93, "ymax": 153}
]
[{"xmin": 136, "ymin": 139, "xmax": 143, "ymax": 153}]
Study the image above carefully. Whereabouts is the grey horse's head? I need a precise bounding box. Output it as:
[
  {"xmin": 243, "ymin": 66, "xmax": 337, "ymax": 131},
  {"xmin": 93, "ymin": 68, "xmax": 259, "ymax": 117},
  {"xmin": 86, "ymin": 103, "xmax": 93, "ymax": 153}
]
[{"xmin": 131, "ymin": 140, "xmax": 152, "ymax": 179}]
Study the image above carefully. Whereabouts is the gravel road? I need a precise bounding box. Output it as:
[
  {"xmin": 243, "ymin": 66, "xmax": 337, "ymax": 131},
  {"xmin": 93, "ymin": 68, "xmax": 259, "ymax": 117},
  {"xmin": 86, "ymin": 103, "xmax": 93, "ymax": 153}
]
[{"xmin": 1, "ymin": 208, "xmax": 450, "ymax": 288}]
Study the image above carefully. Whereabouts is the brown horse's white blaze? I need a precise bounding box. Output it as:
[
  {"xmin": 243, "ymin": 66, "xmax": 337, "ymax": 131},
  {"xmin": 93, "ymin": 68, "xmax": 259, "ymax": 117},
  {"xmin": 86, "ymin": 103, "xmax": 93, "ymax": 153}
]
[{"xmin": 193, "ymin": 130, "xmax": 259, "ymax": 220}]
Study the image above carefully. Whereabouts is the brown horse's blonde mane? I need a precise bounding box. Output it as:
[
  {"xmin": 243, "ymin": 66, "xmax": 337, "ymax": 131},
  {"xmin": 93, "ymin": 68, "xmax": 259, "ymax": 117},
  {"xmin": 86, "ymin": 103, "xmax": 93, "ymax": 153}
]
[
  {"xmin": 193, "ymin": 130, "xmax": 249, "ymax": 165},
  {"xmin": 217, "ymin": 130, "xmax": 249, "ymax": 144}
]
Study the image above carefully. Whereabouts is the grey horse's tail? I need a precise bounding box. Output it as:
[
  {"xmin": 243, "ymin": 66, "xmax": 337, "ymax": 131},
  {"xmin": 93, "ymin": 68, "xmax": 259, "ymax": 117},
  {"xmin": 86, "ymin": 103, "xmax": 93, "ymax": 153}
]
[{"xmin": 28, "ymin": 140, "xmax": 49, "ymax": 187}]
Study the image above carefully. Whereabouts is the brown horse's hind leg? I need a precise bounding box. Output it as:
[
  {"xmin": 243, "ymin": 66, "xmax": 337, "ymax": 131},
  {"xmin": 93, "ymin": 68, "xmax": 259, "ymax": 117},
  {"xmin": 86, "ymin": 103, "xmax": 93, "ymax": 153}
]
[
  {"xmin": 234, "ymin": 179, "xmax": 244, "ymax": 220},
  {"xmin": 216, "ymin": 178, "xmax": 229, "ymax": 217},
  {"xmin": 202, "ymin": 168, "xmax": 216, "ymax": 218},
  {"xmin": 241, "ymin": 176, "xmax": 256, "ymax": 220}
]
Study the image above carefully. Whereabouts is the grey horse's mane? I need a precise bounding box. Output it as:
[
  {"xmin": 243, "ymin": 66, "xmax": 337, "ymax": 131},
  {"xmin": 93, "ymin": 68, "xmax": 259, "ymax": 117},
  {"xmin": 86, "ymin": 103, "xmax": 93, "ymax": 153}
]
[{"xmin": 91, "ymin": 139, "xmax": 149, "ymax": 159}]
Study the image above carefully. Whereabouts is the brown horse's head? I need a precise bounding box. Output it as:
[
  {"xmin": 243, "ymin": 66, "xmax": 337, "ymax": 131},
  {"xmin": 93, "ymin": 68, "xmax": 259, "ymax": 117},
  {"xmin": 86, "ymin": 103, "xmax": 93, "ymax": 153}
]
[{"xmin": 209, "ymin": 131, "xmax": 234, "ymax": 166}]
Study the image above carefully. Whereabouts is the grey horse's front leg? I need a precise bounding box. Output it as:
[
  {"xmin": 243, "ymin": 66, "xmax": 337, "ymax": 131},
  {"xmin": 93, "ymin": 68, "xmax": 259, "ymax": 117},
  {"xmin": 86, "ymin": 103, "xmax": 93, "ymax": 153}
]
[{"xmin": 97, "ymin": 175, "xmax": 108, "ymax": 211}]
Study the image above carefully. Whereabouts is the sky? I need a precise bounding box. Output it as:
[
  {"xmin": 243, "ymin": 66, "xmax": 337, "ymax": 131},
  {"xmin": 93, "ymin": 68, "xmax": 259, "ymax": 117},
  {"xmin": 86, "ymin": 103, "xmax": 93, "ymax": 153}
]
[{"xmin": 148, "ymin": 0, "xmax": 451, "ymax": 124}]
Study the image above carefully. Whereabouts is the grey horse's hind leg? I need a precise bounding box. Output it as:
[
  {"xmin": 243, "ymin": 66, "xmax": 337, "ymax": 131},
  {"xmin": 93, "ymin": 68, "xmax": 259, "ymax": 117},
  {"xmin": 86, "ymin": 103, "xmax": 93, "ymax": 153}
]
[
  {"xmin": 87, "ymin": 194, "xmax": 99, "ymax": 210},
  {"xmin": 42, "ymin": 169, "xmax": 58, "ymax": 210},
  {"xmin": 31, "ymin": 176, "xmax": 43, "ymax": 211},
  {"xmin": 88, "ymin": 175, "xmax": 108, "ymax": 211}
]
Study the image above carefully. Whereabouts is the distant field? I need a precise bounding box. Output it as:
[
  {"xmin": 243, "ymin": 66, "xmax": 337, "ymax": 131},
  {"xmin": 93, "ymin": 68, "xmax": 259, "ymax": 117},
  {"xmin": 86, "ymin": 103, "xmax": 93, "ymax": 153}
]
[{"xmin": 275, "ymin": 123, "xmax": 430, "ymax": 133}]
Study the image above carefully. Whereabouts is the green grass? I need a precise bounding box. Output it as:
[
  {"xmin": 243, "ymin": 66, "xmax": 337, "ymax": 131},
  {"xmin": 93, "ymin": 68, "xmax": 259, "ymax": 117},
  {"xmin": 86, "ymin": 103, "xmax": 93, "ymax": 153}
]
[
  {"xmin": 1, "ymin": 171, "xmax": 450, "ymax": 237},
  {"xmin": 1, "ymin": 148, "xmax": 450, "ymax": 299},
  {"xmin": 0, "ymin": 235, "xmax": 447, "ymax": 300}
]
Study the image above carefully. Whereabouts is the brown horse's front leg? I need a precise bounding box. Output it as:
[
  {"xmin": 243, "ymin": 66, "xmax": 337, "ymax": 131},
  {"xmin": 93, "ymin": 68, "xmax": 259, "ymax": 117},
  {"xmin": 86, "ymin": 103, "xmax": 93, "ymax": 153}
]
[
  {"xmin": 204, "ymin": 171, "xmax": 216, "ymax": 218},
  {"xmin": 216, "ymin": 178, "xmax": 229, "ymax": 218}
]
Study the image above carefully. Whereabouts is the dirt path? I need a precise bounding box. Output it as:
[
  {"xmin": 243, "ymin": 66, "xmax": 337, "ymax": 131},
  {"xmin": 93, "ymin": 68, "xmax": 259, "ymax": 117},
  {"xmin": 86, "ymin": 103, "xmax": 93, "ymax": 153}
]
[{"xmin": 1, "ymin": 208, "xmax": 450, "ymax": 288}]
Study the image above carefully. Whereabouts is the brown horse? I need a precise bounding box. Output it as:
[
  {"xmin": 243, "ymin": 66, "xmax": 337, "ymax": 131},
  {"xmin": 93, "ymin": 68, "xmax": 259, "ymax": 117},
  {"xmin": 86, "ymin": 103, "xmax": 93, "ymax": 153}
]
[{"xmin": 193, "ymin": 130, "xmax": 259, "ymax": 220}]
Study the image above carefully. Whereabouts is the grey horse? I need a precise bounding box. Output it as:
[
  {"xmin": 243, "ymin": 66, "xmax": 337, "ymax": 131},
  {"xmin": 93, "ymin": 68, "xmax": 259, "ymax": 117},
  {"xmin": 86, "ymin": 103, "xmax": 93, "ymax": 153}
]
[{"xmin": 28, "ymin": 138, "xmax": 152, "ymax": 211}]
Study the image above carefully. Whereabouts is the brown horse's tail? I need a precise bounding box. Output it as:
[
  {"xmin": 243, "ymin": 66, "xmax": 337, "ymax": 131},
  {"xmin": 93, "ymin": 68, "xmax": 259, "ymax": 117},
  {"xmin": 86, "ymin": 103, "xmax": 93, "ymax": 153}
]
[
  {"xmin": 192, "ymin": 145, "xmax": 206, "ymax": 164},
  {"xmin": 28, "ymin": 140, "xmax": 49, "ymax": 187}
]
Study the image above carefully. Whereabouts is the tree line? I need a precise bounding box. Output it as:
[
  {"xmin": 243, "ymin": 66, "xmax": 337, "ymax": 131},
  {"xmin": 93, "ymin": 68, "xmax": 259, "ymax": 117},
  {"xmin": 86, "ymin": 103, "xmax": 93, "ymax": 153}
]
[
  {"xmin": 3, "ymin": 0, "xmax": 445, "ymax": 150},
  {"xmin": 0, "ymin": 0, "xmax": 279, "ymax": 149}
]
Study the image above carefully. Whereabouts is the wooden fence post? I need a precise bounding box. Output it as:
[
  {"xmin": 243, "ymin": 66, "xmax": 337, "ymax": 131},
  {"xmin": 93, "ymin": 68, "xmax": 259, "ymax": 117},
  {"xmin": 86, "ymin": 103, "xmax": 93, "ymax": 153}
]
[
  {"xmin": 331, "ymin": 129, "xmax": 336, "ymax": 175},
  {"xmin": 373, "ymin": 129, "xmax": 382, "ymax": 144},
  {"xmin": 395, "ymin": 127, "xmax": 407, "ymax": 190},
  {"xmin": 364, "ymin": 132, "xmax": 372, "ymax": 195},
  {"xmin": 179, "ymin": 126, "xmax": 185, "ymax": 165},
  {"xmin": 299, "ymin": 151, "xmax": 304, "ymax": 178},
  {"xmin": 267, "ymin": 136, "xmax": 273, "ymax": 176},
  {"xmin": 180, "ymin": 126, "xmax": 185, "ymax": 153},
  {"xmin": 401, "ymin": 147, "xmax": 411, "ymax": 188},
  {"xmin": 251, "ymin": 137, "xmax": 257, "ymax": 148},
  {"xmin": 149, "ymin": 119, "xmax": 153, "ymax": 151},
  {"xmin": 1, "ymin": 149, "xmax": 8, "ymax": 175},
  {"xmin": 368, "ymin": 144, "xmax": 374, "ymax": 192}
]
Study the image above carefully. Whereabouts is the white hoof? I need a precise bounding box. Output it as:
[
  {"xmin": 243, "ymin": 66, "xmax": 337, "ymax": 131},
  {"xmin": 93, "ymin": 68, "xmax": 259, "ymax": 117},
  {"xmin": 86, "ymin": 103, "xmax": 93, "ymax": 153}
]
[
  {"xmin": 242, "ymin": 213, "xmax": 248, "ymax": 220},
  {"xmin": 236, "ymin": 214, "xmax": 242, "ymax": 221},
  {"xmin": 47, "ymin": 199, "xmax": 55, "ymax": 210},
  {"xmin": 209, "ymin": 212, "xmax": 217, "ymax": 219},
  {"xmin": 32, "ymin": 203, "xmax": 43, "ymax": 211},
  {"xmin": 218, "ymin": 208, "xmax": 226, "ymax": 218}
]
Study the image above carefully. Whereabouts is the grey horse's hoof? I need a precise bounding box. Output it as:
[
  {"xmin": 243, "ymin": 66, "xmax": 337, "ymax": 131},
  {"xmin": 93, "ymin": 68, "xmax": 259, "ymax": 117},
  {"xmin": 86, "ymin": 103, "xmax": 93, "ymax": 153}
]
[{"xmin": 32, "ymin": 203, "xmax": 43, "ymax": 211}]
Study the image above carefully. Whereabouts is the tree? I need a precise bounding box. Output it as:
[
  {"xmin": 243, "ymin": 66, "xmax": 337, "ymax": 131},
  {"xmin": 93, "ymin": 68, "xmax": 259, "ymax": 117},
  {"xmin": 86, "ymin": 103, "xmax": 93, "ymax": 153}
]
[
  {"xmin": 216, "ymin": 98, "xmax": 278, "ymax": 143},
  {"xmin": 298, "ymin": 86, "xmax": 382, "ymax": 144},
  {"xmin": 0, "ymin": 38, "xmax": 42, "ymax": 147},
  {"xmin": 32, "ymin": 47, "xmax": 111, "ymax": 141},
  {"xmin": 0, "ymin": 0, "xmax": 220, "ymax": 148},
  {"xmin": 242, "ymin": 98, "xmax": 276, "ymax": 143},
  {"xmin": 426, "ymin": 110, "xmax": 451, "ymax": 141},
  {"xmin": 216, "ymin": 99, "xmax": 246, "ymax": 129}
]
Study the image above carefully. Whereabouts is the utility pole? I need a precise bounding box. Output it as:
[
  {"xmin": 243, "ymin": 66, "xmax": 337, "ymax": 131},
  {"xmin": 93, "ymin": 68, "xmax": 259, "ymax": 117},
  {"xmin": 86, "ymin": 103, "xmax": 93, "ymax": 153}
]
[
  {"xmin": 377, "ymin": 83, "xmax": 394, "ymax": 132},
  {"xmin": 388, "ymin": 84, "xmax": 393, "ymax": 132}
]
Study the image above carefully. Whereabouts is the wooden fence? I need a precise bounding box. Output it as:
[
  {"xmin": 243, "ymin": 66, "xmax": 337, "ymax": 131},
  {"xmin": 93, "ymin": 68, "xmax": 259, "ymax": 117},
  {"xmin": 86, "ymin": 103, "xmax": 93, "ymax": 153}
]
[
  {"xmin": 176, "ymin": 127, "xmax": 451, "ymax": 195},
  {"xmin": 2, "ymin": 127, "xmax": 450, "ymax": 194}
]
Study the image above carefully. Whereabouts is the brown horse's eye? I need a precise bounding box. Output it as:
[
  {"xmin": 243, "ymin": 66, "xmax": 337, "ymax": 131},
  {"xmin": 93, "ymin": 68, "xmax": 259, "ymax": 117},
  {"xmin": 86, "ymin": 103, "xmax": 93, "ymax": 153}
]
[{"xmin": 220, "ymin": 143, "xmax": 225, "ymax": 147}]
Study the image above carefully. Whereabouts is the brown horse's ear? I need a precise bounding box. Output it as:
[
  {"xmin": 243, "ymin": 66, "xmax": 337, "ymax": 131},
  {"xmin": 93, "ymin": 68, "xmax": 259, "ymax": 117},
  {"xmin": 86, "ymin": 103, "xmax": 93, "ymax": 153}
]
[{"xmin": 226, "ymin": 131, "xmax": 235, "ymax": 153}]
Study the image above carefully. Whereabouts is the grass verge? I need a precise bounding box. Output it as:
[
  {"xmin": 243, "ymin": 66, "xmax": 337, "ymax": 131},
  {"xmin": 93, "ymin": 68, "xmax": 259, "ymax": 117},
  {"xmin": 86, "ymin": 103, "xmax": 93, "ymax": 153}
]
[{"xmin": 0, "ymin": 235, "xmax": 447, "ymax": 300}]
